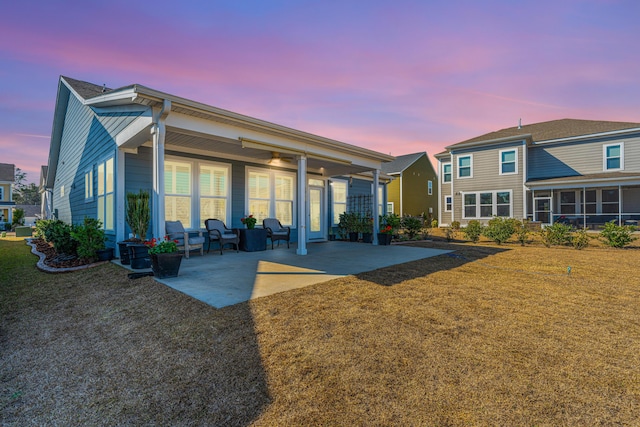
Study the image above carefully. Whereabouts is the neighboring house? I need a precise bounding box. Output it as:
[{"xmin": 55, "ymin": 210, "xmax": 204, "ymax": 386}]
[
  {"xmin": 39, "ymin": 165, "xmax": 52, "ymax": 220},
  {"xmin": 0, "ymin": 163, "xmax": 16, "ymax": 228},
  {"xmin": 44, "ymin": 76, "xmax": 394, "ymax": 254},
  {"xmin": 435, "ymin": 119, "xmax": 640, "ymax": 228},
  {"xmin": 380, "ymin": 152, "xmax": 438, "ymax": 219},
  {"xmin": 14, "ymin": 204, "xmax": 40, "ymax": 227}
]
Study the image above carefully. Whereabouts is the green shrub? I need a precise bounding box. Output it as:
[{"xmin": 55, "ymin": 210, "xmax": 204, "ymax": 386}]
[
  {"xmin": 444, "ymin": 227, "xmax": 456, "ymax": 242},
  {"xmin": 539, "ymin": 223, "xmax": 572, "ymax": 247},
  {"xmin": 46, "ymin": 220, "xmax": 78, "ymax": 255},
  {"xmin": 12, "ymin": 208, "xmax": 25, "ymax": 228},
  {"xmin": 571, "ymin": 229, "xmax": 590, "ymax": 250},
  {"xmin": 482, "ymin": 216, "xmax": 515, "ymax": 245},
  {"xmin": 451, "ymin": 221, "xmax": 461, "ymax": 230},
  {"xmin": 431, "ymin": 219, "xmax": 438, "ymax": 228},
  {"xmin": 463, "ymin": 220, "xmax": 483, "ymax": 243},
  {"xmin": 402, "ymin": 216, "xmax": 422, "ymax": 239},
  {"xmin": 70, "ymin": 217, "xmax": 106, "ymax": 261},
  {"xmin": 34, "ymin": 219, "xmax": 54, "ymax": 239},
  {"xmin": 599, "ymin": 221, "xmax": 637, "ymax": 248},
  {"xmin": 126, "ymin": 190, "xmax": 151, "ymax": 240},
  {"xmin": 513, "ymin": 219, "xmax": 530, "ymax": 246}
]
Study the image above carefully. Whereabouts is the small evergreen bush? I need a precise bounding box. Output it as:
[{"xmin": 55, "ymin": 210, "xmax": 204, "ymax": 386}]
[
  {"xmin": 482, "ymin": 216, "xmax": 515, "ymax": 245},
  {"xmin": 402, "ymin": 216, "xmax": 422, "ymax": 239},
  {"xmin": 571, "ymin": 229, "xmax": 590, "ymax": 250},
  {"xmin": 539, "ymin": 222, "xmax": 573, "ymax": 247},
  {"xmin": 463, "ymin": 220, "xmax": 483, "ymax": 243},
  {"xmin": 599, "ymin": 221, "xmax": 637, "ymax": 248},
  {"xmin": 70, "ymin": 217, "xmax": 106, "ymax": 261}
]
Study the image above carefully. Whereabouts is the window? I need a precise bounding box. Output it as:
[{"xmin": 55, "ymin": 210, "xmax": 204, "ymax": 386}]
[
  {"xmin": 97, "ymin": 157, "xmax": 114, "ymax": 231},
  {"xmin": 199, "ymin": 163, "xmax": 229, "ymax": 227},
  {"xmin": 445, "ymin": 196, "xmax": 452, "ymax": 212},
  {"xmin": 442, "ymin": 163, "xmax": 452, "ymax": 183},
  {"xmin": 462, "ymin": 191, "xmax": 512, "ymax": 218},
  {"xmin": 332, "ymin": 180, "xmax": 347, "ymax": 225},
  {"xmin": 458, "ymin": 155, "xmax": 472, "ymax": 178},
  {"xmin": 560, "ymin": 191, "xmax": 576, "ymax": 214},
  {"xmin": 602, "ymin": 189, "xmax": 619, "ymax": 213},
  {"xmin": 499, "ymin": 149, "xmax": 517, "ymax": 175},
  {"xmin": 603, "ymin": 143, "xmax": 623, "ymax": 171},
  {"xmin": 0, "ymin": 186, "xmax": 3, "ymax": 200},
  {"xmin": 247, "ymin": 168, "xmax": 295, "ymax": 226},
  {"xmin": 84, "ymin": 169, "xmax": 93, "ymax": 201},
  {"xmin": 165, "ymin": 160, "xmax": 192, "ymax": 226},
  {"xmin": 378, "ymin": 185, "xmax": 384, "ymax": 216},
  {"xmin": 60, "ymin": 185, "xmax": 65, "ymax": 198},
  {"xmin": 386, "ymin": 202, "xmax": 394, "ymax": 214},
  {"xmin": 583, "ymin": 190, "xmax": 596, "ymax": 214},
  {"xmin": 428, "ymin": 180, "xmax": 433, "ymax": 195}
]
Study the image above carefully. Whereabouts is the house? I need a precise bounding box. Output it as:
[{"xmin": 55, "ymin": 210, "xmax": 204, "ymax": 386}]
[
  {"xmin": 43, "ymin": 76, "xmax": 394, "ymax": 254},
  {"xmin": 435, "ymin": 119, "xmax": 640, "ymax": 228},
  {"xmin": 380, "ymin": 152, "xmax": 438, "ymax": 220},
  {"xmin": 39, "ymin": 165, "xmax": 52, "ymax": 220},
  {"xmin": 14, "ymin": 204, "xmax": 41, "ymax": 227},
  {"xmin": 0, "ymin": 163, "xmax": 16, "ymax": 228}
]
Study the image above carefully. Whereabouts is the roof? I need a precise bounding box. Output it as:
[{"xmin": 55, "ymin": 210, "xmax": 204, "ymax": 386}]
[
  {"xmin": 447, "ymin": 119, "xmax": 640, "ymax": 150},
  {"xmin": 62, "ymin": 76, "xmax": 113, "ymax": 99},
  {"xmin": 14, "ymin": 204, "xmax": 40, "ymax": 217},
  {"xmin": 380, "ymin": 152, "xmax": 426, "ymax": 174},
  {"xmin": 0, "ymin": 163, "xmax": 15, "ymax": 182},
  {"xmin": 526, "ymin": 171, "xmax": 640, "ymax": 188}
]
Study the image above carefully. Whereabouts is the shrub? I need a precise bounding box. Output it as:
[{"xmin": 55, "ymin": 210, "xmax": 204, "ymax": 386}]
[
  {"xmin": 539, "ymin": 222, "xmax": 572, "ymax": 247},
  {"xmin": 444, "ymin": 227, "xmax": 456, "ymax": 242},
  {"xmin": 402, "ymin": 216, "xmax": 422, "ymax": 239},
  {"xmin": 571, "ymin": 229, "xmax": 590, "ymax": 250},
  {"xmin": 463, "ymin": 220, "xmax": 483, "ymax": 243},
  {"xmin": 482, "ymin": 216, "xmax": 515, "ymax": 245},
  {"xmin": 599, "ymin": 221, "xmax": 637, "ymax": 248},
  {"xmin": 34, "ymin": 219, "xmax": 54, "ymax": 239},
  {"xmin": 126, "ymin": 190, "xmax": 151, "ymax": 240},
  {"xmin": 451, "ymin": 221, "xmax": 461, "ymax": 230},
  {"xmin": 513, "ymin": 219, "xmax": 530, "ymax": 246},
  {"xmin": 12, "ymin": 208, "xmax": 25, "ymax": 228},
  {"xmin": 70, "ymin": 217, "xmax": 106, "ymax": 261},
  {"xmin": 431, "ymin": 219, "xmax": 438, "ymax": 228},
  {"xmin": 45, "ymin": 220, "xmax": 78, "ymax": 255}
]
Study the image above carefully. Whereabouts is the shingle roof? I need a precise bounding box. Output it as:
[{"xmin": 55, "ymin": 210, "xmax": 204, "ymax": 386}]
[
  {"xmin": 380, "ymin": 152, "xmax": 426, "ymax": 174},
  {"xmin": 15, "ymin": 204, "xmax": 40, "ymax": 217},
  {"xmin": 62, "ymin": 76, "xmax": 113, "ymax": 99},
  {"xmin": 0, "ymin": 163, "xmax": 14, "ymax": 182},
  {"xmin": 448, "ymin": 118, "xmax": 640, "ymax": 149},
  {"xmin": 526, "ymin": 171, "xmax": 640, "ymax": 186}
]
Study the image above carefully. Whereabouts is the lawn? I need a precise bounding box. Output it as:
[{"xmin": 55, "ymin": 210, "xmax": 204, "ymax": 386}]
[{"xmin": 1, "ymin": 235, "xmax": 640, "ymax": 425}]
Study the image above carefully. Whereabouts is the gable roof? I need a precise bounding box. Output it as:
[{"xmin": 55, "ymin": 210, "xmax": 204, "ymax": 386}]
[
  {"xmin": 62, "ymin": 76, "xmax": 113, "ymax": 99},
  {"xmin": 380, "ymin": 152, "xmax": 426, "ymax": 174},
  {"xmin": 0, "ymin": 163, "xmax": 14, "ymax": 182},
  {"xmin": 446, "ymin": 119, "xmax": 640, "ymax": 151}
]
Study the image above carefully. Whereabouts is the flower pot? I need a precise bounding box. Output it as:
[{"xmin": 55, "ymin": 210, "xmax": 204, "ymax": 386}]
[
  {"xmin": 349, "ymin": 232, "xmax": 359, "ymax": 242},
  {"xmin": 128, "ymin": 244, "xmax": 151, "ymax": 269},
  {"xmin": 97, "ymin": 248, "xmax": 114, "ymax": 261},
  {"xmin": 150, "ymin": 252, "xmax": 182, "ymax": 278},
  {"xmin": 377, "ymin": 233, "xmax": 392, "ymax": 245},
  {"xmin": 118, "ymin": 242, "xmax": 131, "ymax": 265},
  {"xmin": 239, "ymin": 228, "xmax": 267, "ymax": 252},
  {"xmin": 361, "ymin": 232, "xmax": 373, "ymax": 243}
]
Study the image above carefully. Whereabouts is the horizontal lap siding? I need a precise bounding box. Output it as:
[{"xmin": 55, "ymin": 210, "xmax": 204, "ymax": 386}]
[
  {"xmin": 528, "ymin": 133, "xmax": 640, "ymax": 179},
  {"xmin": 437, "ymin": 155, "xmax": 452, "ymax": 226}
]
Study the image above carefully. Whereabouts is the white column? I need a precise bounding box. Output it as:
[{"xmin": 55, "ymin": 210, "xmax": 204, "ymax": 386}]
[
  {"xmin": 618, "ymin": 184, "xmax": 622, "ymax": 225},
  {"xmin": 297, "ymin": 155, "xmax": 307, "ymax": 255},
  {"xmin": 152, "ymin": 100, "xmax": 170, "ymax": 239},
  {"xmin": 372, "ymin": 169, "xmax": 380, "ymax": 245},
  {"xmin": 116, "ymin": 149, "xmax": 126, "ymax": 248}
]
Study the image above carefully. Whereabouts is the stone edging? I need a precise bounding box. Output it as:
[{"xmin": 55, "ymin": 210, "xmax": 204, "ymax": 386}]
[{"xmin": 26, "ymin": 239, "xmax": 109, "ymax": 273}]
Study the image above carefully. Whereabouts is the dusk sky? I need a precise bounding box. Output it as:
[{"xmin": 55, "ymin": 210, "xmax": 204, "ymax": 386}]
[{"xmin": 1, "ymin": 0, "xmax": 639, "ymax": 183}]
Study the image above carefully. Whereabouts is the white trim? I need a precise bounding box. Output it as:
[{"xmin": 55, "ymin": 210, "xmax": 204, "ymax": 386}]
[
  {"xmin": 461, "ymin": 189, "xmax": 512, "ymax": 219},
  {"xmin": 457, "ymin": 154, "xmax": 473, "ymax": 179},
  {"xmin": 84, "ymin": 167, "xmax": 94, "ymax": 201},
  {"xmin": 603, "ymin": 142, "xmax": 624, "ymax": 171},
  {"xmin": 499, "ymin": 148, "xmax": 518, "ymax": 175},
  {"xmin": 428, "ymin": 179, "xmax": 433, "ymax": 196},
  {"xmin": 330, "ymin": 178, "xmax": 348, "ymax": 225},
  {"xmin": 441, "ymin": 162, "xmax": 452, "ymax": 183},
  {"xmin": 444, "ymin": 195, "xmax": 452, "ymax": 212},
  {"xmin": 245, "ymin": 166, "xmax": 297, "ymax": 228},
  {"xmin": 197, "ymin": 160, "xmax": 233, "ymax": 228}
]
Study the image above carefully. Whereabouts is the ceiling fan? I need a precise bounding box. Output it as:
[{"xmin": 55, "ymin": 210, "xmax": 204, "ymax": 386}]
[{"xmin": 269, "ymin": 151, "xmax": 293, "ymax": 164}]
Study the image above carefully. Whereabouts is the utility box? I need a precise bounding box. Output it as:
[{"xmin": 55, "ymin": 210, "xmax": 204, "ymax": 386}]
[{"xmin": 15, "ymin": 226, "xmax": 32, "ymax": 237}]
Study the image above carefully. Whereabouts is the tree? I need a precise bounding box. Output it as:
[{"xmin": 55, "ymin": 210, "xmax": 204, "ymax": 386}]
[{"xmin": 13, "ymin": 168, "xmax": 40, "ymax": 205}]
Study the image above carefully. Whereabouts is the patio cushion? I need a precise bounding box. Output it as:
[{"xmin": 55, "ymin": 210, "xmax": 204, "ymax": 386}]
[{"xmin": 188, "ymin": 236, "xmax": 205, "ymax": 245}]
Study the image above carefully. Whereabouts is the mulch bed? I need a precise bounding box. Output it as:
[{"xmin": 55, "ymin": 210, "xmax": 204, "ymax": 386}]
[{"xmin": 31, "ymin": 238, "xmax": 91, "ymax": 269}]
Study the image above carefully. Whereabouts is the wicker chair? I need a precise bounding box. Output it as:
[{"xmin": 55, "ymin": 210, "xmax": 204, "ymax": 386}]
[
  {"xmin": 205, "ymin": 219, "xmax": 239, "ymax": 254},
  {"xmin": 165, "ymin": 220, "xmax": 205, "ymax": 259},
  {"xmin": 263, "ymin": 218, "xmax": 291, "ymax": 249}
]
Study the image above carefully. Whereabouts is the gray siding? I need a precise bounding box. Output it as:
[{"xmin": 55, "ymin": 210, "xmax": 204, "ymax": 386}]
[
  {"xmin": 437, "ymin": 155, "xmax": 453, "ymax": 226},
  {"xmin": 528, "ymin": 133, "xmax": 640, "ymax": 179}
]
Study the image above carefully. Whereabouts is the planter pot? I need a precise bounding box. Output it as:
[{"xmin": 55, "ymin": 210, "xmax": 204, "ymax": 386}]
[
  {"xmin": 377, "ymin": 233, "xmax": 392, "ymax": 245},
  {"xmin": 349, "ymin": 232, "xmax": 359, "ymax": 242},
  {"xmin": 150, "ymin": 252, "xmax": 182, "ymax": 278},
  {"xmin": 239, "ymin": 228, "xmax": 267, "ymax": 252},
  {"xmin": 118, "ymin": 241, "xmax": 131, "ymax": 265},
  {"xmin": 361, "ymin": 232, "xmax": 373, "ymax": 243},
  {"xmin": 97, "ymin": 248, "xmax": 114, "ymax": 261},
  {"xmin": 128, "ymin": 244, "xmax": 151, "ymax": 269}
]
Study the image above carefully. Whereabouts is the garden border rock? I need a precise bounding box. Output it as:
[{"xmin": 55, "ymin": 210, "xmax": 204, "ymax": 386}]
[{"xmin": 26, "ymin": 238, "xmax": 109, "ymax": 273}]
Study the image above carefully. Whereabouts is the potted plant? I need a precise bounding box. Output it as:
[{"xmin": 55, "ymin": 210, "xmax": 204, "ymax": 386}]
[
  {"xmin": 119, "ymin": 190, "xmax": 151, "ymax": 264},
  {"xmin": 145, "ymin": 236, "xmax": 182, "ymax": 278},
  {"xmin": 328, "ymin": 227, "xmax": 336, "ymax": 241},
  {"xmin": 378, "ymin": 213, "xmax": 400, "ymax": 245},
  {"xmin": 240, "ymin": 215, "xmax": 257, "ymax": 229},
  {"xmin": 360, "ymin": 215, "xmax": 373, "ymax": 243},
  {"xmin": 339, "ymin": 212, "xmax": 359, "ymax": 242}
]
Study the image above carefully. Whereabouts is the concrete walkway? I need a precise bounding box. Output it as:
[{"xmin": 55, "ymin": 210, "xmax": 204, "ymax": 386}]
[{"xmin": 119, "ymin": 241, "xmax": 450, "ymax": 308}]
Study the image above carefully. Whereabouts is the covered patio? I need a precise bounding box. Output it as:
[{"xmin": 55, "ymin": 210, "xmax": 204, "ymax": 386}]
[{"xmin": 117, "ymin": 241, "xmax": 450, "ymax": 308}]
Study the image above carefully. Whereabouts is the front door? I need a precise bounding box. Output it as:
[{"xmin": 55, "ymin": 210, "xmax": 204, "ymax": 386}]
[
  {"xmin": 534, "ymin": 197, "xmax": 551, "ymax": 224},
  {"xmin": 308, "ymin": 186, "xmax": 324, "ymax": 240}
]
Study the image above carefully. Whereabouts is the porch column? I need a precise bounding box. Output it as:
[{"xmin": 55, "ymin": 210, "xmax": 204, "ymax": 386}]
[
  {"xmin": 618, "ymin": 184, "xmax": 622, "ymax": 225},
  {"xmin": 297, "ymin": 155, "xmax": 307, "ymax": 255},
  {"xmin": 372, "ymin": 169, "xmax": 380, "ymax": 245},
  {"xmin": 116, "ymin": 149, "xmax": 126, "ymax": 247},
  {"xmin": 583, "ymin": 187, "xmax": 587, "ymax": 229},
  {"xmin": 152, "ymin": 99, "xmax": 171, "ymax": 239}
]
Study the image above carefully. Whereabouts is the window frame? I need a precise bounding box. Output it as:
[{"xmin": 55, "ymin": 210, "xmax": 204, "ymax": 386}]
[
  {"xmin": 331, "ymin": 179, "xmax": 348, "ymax": 226},
  {"xmin": 442, "ymin": 162, "xmax": 452, "ymax": 183},
  {"xmin": 461, "ymin": 190, "xmax": 512, "ymax": 219},
  {"xmin": 198, "ymin": 161, "xmax": 232, "ymax": 228},
  {"xmin": 96, "ymin": 156, "xmax": 114, "ymax": 231},
  {"xmin": 246, "ymin": 167, "xmax": 297, "ymax": 227},
  {"xmin": 499, "ymin": 148, "xmax": 518, "ymax": 175},
  {"xmin": 457, "ymin": 155, "xmax": 473, "ymax": 179},
  {"xmin": 603, "ymin": 143, "xmax": 624, "ymax": 171},
  {"xmin": 428, "ymin": 180, "xmax": 433, "ymax": 196},
  {"xmin": 164, "ymin": 158, "xmax": 194, "ymax": 228},
  {"xmin": 0, "ymin": 186, "xmax": 3, "ymax": 201},
  {"xmin": 444, "ymin": 196, "xmax": 452, "ymax": 212},
  {"xmin": 84, "ymin": 167, "xmax": 94, "ymax": 202}
]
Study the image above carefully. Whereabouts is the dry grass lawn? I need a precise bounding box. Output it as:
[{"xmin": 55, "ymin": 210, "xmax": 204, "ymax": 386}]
[{"xmin": 2, "ymin": 234, "xmax": 640, "ymax": 425}]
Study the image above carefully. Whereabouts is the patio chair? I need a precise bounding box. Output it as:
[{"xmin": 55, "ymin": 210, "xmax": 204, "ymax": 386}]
[
  {"xmin": 205, "ymin": 219, "xmax": 239, "ymax": 255},
  {"xmin": 165, "ymin": 220, "xmax": 205, "ymax": 259},
  {"xmin": 263, "ymin": 218, "xmax": 291, "ymax": 249}
]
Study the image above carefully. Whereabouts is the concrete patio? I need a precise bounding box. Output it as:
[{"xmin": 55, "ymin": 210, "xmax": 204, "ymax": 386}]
[{"xmin": 117, "ymin": 241, "xmax": 450, "ymax": 308}]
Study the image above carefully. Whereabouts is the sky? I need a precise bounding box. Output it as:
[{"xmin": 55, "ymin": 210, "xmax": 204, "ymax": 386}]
[{"xmin": 1, "ymin": 0, "xmax": 639, "ymax": 183}]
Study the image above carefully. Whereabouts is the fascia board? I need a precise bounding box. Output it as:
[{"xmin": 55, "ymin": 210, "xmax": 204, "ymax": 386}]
[
  {"xmin": 446, "ymin": 135, "xmax": 530, "ymax": 151},
  {"xmin": 533, "ymin": 128, "xmax": 640, "ymax": 145}
]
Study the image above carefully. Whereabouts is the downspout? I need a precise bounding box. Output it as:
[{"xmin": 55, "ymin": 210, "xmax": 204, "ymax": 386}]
[
  {"xmin": 450, "ymin": 151, "xmax": 455, "ymax": 225},
  {"xmin": 522, "ymin": 142, "xmax": 527, "ymax": 220},
  {"xmin": 151, "ymin": 99, "xmax": 171, "ymax": 239},
  {"xmin": 399, "ymin": 172, "xmax": 403, "ymax": 215},
  {"xmin": 372, "ymin": 169, "xmax": 380, "ymax": 245}
]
